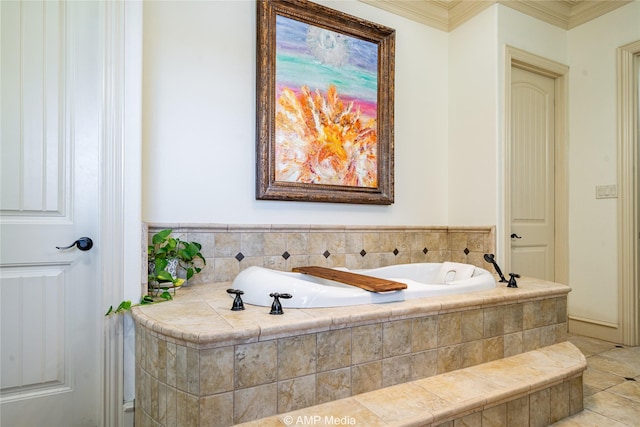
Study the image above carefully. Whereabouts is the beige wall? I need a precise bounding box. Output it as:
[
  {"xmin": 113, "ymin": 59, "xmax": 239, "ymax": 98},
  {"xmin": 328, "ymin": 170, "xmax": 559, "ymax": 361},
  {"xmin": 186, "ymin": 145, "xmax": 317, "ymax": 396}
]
[
  {"xmin": 567, "ymin": 2, "xmax": 640, "ymax": 328},
  {"xmin": 448, "ymin": 6, "xmax": 499, "ymax": 227},
  {"xmin": 142, "ymin": 0, "xmax": 450, "ymax": 226},
  {"xmin": 142, "ymin": 0, "xmax": 640, "ymax": 335}
]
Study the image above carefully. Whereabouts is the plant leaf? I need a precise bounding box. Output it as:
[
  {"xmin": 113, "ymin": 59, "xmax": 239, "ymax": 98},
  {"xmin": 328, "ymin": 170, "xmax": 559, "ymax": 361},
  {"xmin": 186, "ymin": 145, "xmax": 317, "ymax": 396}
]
[
  {"xmin": 155, "ymin": 258, "xmax": 168, "ymax": 272},
  {"xmin": 115, "ymin": 300, "xmax": 132, "ymax": 313},
  {"xmin": 152, "ymin": 229, "xmax": 172, "ymax": 244},
  {"xmin": 156, "ymin": 270, "xmax": 174, "ymax": 282}
]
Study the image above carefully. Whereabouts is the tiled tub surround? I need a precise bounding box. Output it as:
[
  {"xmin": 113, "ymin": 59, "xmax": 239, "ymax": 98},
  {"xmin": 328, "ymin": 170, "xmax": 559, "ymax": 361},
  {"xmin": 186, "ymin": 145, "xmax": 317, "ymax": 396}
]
[
  {"xmin": 142, "ymin": 224, "xmax": 496, "ymax": 290},
  {"xmin": 132, "ymin": 277, "xmax": 570, "ymax": 426},
  {"xmin": 238, "ymin": 341, "xmax": 586, "ymax": 427}
]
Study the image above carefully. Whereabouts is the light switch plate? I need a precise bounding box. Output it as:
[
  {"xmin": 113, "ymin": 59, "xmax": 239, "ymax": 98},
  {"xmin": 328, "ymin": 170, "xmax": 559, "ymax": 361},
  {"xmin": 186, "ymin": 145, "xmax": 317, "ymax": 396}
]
[{"xmin": 596, "ymin": 185, "xmax": 617, "ymax": 199}]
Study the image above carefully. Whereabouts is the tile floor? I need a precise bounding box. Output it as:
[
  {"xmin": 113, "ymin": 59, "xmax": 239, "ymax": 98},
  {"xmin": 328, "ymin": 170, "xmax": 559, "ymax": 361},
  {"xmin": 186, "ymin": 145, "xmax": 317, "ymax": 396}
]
[{"xmin": 552, "ymin": 334, "xmax": 640, "ymax": 426}]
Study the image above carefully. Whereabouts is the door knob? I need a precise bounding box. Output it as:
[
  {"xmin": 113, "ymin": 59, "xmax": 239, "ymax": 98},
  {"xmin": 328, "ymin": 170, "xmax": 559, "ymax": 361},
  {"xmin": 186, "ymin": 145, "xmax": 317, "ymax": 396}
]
[
  {"xmin": 510, "ymin": 233, "xmax": 522, "ymax": 239},
  {"xmin": 56, "ymin": 237, "xmax": 94, "ymax": 251}
]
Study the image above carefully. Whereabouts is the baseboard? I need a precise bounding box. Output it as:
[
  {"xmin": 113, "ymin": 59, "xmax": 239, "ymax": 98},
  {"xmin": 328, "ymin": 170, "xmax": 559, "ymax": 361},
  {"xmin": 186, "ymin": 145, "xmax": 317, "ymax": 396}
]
[
  {"xmin": 123, "ymin": 400, "xmax": 134, "ymax": 427},
  {"xmin": 568, "ymin": 315, "xmax": 621, "ymax": 343}
]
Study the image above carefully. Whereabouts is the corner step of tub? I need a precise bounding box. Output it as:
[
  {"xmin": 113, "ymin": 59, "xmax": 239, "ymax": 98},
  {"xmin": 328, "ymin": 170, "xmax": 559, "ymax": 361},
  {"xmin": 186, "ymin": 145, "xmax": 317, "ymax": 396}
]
[
  {"xmin": 292, "ymin": 266, "xmax": 407, "ymax": 292},
  {"xmin": 236, "ymin": 341, "xmax": 586, "ymax": 427}
]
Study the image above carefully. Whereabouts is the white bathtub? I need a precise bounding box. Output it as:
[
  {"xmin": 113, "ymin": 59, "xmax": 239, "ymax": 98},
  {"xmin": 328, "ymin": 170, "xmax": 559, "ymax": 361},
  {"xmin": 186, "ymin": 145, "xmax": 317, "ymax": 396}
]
[{"xmin": 230, "ymin": 262, "xmax": 496, "ymax": 308}]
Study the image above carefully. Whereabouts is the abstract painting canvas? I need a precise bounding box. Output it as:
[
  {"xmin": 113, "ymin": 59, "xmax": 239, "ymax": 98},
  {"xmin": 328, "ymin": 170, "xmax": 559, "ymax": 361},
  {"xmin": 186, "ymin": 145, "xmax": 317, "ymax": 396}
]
[{"xmin": 256, "ymin": 0, "xmax": 395, "ymax": 204}]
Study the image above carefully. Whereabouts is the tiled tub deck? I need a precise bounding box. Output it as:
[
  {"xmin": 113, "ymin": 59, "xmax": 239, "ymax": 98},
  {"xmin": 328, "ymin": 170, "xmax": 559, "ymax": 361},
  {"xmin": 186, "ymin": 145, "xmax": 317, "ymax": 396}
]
[{"xmin": 132, "ymin": 276, "xmax": 574, "ymax": 426}]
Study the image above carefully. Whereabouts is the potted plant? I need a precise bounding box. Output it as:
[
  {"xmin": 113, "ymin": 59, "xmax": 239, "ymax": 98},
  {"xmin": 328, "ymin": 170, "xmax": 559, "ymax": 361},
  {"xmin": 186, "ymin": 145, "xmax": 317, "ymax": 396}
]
[
  {"xmin": 148, "ymin": 229, "xmax": 206, "ymax": 291},
  {"xmin": 106, "ymin": 229, "xmax": 207, "ymax": 316}
]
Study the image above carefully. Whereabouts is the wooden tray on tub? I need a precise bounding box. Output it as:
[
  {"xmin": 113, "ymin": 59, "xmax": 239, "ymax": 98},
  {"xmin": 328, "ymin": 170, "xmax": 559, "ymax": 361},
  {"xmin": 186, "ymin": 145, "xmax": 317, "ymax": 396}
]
[{"xmin": 292, "ymin": 266, "xmax": 407, "ymax": 293}]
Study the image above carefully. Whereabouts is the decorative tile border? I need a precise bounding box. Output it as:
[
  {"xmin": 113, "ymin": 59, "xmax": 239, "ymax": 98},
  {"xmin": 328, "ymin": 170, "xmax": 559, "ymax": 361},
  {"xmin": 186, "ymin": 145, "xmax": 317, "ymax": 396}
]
[{"xmin": 144, "ymin": 224, "xmax": 496, "ymax": 288}]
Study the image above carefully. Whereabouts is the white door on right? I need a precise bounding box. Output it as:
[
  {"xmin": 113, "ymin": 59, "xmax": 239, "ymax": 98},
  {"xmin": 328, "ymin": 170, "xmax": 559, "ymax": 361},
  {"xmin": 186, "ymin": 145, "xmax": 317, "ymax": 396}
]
[{"xmin": 510, "ymin": 66, "xmax": 555, "ymax": 281}]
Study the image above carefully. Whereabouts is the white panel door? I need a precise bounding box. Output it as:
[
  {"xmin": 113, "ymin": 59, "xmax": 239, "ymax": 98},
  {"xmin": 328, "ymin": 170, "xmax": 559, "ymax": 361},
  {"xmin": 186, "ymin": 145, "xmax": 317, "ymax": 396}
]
[
  {"xmin": 1, "ymin": 1, "xmax": 101, "ymax": 426},
  {"xmin": 510, "ymin": 67, "xmax": 555, "ymax": 281}
]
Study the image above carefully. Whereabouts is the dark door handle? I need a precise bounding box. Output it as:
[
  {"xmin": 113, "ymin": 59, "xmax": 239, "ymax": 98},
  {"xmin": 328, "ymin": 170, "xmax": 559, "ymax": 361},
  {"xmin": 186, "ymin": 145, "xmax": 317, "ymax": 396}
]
[
  {"xmin": 56, "ymin": 237, "xmax": 94, "ymax": 251},
  {"xmin": 510, "ymin": 233, "xmax": 522, "ymax": 239}
]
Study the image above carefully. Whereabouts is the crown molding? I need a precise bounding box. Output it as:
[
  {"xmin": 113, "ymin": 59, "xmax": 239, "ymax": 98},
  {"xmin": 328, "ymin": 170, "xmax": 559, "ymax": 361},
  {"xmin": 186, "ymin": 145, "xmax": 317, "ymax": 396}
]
[
  {"xmin": 500, "ymin": 0, "xmax": 572, "ymax": 28},
  {"xmin": 359, "ymin": 0, "xmax": 450, "ymax": 31},
  {"xmin": 567, "ymin": 0, "xmax": 631, "ymax": 28},
  {"xmin": 449, "ymin": 1, "xmax": 496, "ymax": 30},
  {"xmin": 359, "ymin": 0, "xmax": 632, "ymax": 31}
]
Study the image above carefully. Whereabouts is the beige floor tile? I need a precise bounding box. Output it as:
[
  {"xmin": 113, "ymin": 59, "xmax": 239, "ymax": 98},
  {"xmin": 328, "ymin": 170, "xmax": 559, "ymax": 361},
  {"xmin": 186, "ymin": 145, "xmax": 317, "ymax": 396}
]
[
  {"xmin": 557, "ymin": 335, "xmax": 640, "ymax": 426},
  {"xmin": 584, "ymin": 390, "xmax": 640, "ymax": 426},
  {"xmin": 599, "ymin": 346, "xmax": 640, "ymax": 368},
  {"xmin": 608, "ymin": 380, "xmax": 640, "ymax": 404},
  {"xmin": 551, "ymin": 408, "xmax": 628, "ymax": 426},
  {"xmin": 582, "ymin": 366, "xmax": 626, "ymax": 390},
  {"xmin": 568, "ymin": 335, "xmax": 619, "ymax": 357},
  {"xmin": 583, "ymin": 384, "xmax": 601, "ymax": 397},
  {"xmin": 586, "ymin": 354, "xmax": 640, "ymax": 379}
]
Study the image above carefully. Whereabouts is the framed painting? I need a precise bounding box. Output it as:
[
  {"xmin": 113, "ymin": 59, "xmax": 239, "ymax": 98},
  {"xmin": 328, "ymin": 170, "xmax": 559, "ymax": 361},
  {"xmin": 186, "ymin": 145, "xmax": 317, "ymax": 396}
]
[{"xmin": 256, "ymin": 0, "xmax": 395, "ymax": 204}]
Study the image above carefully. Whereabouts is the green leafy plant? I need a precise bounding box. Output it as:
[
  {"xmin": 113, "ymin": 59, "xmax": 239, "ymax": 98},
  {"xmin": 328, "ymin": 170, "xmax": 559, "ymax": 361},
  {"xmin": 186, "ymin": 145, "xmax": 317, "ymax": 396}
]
[
  {"xmin": 105, "ymin": 229, "xmax": 206, "ymax": 316},
  {"xmin": 148, "ymin": 229, "xmax": 206, "ymax": 285},
  {"xmin": 105, "ymin": 293, "xmax": 173, "ymax": 317}
]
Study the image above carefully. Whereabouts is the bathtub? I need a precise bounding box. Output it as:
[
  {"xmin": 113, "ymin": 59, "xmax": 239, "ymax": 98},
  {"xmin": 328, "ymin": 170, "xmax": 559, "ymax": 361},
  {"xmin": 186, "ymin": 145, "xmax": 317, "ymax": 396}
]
[{"xmin": 230, "ymin": 262, "xmax": 496, "ymax": 308}]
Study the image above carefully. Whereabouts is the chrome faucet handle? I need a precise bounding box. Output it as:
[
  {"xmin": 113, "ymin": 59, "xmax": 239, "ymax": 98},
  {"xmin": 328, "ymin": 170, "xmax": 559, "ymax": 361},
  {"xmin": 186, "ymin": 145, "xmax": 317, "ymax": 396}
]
[{"xmin": 269, "ymin": 292, "xmax": 292, "ymax": 315}]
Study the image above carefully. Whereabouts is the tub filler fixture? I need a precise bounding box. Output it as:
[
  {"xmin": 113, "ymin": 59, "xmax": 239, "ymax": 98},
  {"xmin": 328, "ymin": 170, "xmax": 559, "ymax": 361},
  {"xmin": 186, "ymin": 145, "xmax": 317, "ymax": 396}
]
[{"xmin": 230, "ymin": 262, "xmax": 497, "ymax": 308}]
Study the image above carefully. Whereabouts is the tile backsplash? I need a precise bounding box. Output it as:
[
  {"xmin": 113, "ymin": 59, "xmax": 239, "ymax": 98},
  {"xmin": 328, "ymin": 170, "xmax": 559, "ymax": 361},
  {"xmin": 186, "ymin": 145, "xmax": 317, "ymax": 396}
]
[{"xmin": 144, "ymin": 224, "xmax": 496, "ymax": 289}]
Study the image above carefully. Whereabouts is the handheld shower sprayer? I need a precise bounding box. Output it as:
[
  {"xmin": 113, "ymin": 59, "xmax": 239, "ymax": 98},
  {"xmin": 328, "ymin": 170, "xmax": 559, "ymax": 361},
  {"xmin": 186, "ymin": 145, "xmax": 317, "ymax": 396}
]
[{"xmin": 483, "ymin": 253, "xmax": 508, "ymax": 283}]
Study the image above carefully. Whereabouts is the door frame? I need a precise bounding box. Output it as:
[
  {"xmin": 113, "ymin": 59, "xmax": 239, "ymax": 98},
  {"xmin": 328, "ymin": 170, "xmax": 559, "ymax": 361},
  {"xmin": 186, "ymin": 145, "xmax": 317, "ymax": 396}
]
[
  {"xmin": 504, "ymin": 46, "xmax": 569, "ymax": 285},
  {"xmin": 616, "ymin": 40, "xmax": 640, "ymax": 346},
  {"xmin": 101, "ymin": 1, "xmax": 142, "ymax": 426}
]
